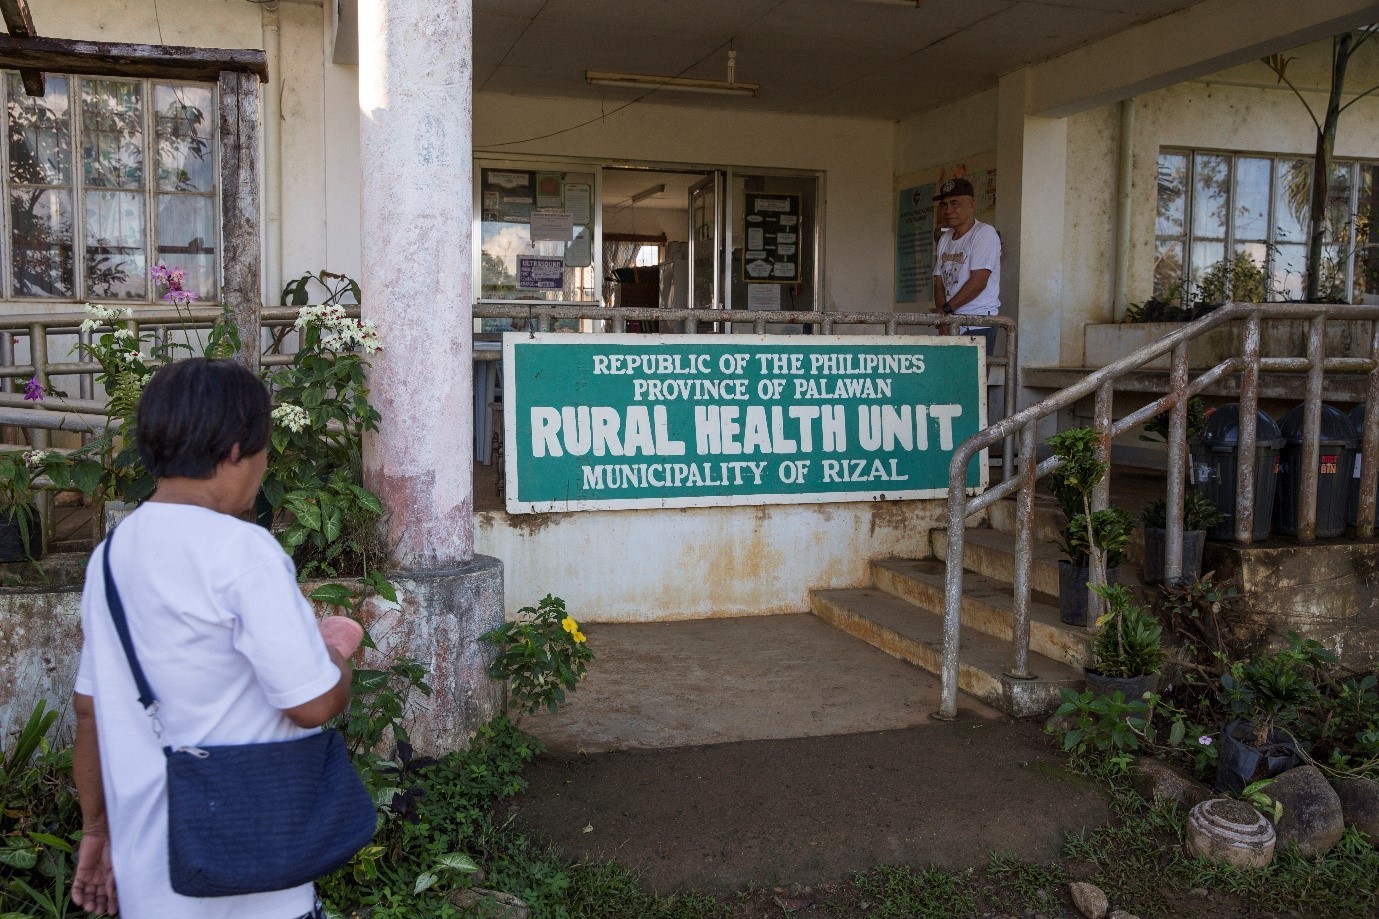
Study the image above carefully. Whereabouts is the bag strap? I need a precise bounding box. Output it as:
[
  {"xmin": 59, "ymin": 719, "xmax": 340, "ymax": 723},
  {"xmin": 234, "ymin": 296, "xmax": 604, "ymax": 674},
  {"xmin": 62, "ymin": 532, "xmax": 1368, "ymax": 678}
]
[{"xmin": 101, "ymin": 526, "xmax": 167, "ymax": 741}]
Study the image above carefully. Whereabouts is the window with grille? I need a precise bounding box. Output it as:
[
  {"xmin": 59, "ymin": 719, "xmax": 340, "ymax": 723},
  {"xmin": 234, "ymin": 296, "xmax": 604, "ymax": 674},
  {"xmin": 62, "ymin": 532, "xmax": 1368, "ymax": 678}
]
[
  {"xmin": 1155, "ymin": 149, "xmax": 1379, "ymax": 304},
  {"xmin": 4, "ymin": 72, "xmax": 218, "ymax": 303}
]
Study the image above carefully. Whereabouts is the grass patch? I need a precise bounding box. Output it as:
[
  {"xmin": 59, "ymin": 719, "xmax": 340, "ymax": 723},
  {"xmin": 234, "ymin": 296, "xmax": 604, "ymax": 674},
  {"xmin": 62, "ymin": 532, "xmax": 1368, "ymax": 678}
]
[{"xmin": 850, "ymin": 865, "xmax": 980, "ymax": 919}]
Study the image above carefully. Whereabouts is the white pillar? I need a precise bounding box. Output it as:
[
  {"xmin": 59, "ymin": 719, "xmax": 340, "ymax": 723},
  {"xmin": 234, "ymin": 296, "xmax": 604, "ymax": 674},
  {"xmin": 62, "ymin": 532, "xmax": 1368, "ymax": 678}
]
[
  {"xmin": 359, "ymin": 0, "xmax": 474, "ymax": 569},
  {"xmin": 997, "ymin": 68, "xmax": 1069, "ymax": 380}
]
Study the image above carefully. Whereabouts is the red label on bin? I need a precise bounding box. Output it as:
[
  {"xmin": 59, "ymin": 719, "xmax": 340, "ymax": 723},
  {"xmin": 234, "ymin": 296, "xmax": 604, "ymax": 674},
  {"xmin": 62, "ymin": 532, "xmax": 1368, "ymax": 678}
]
[{"xmin": 1320, "ymin": 454, "xmax": 1338, "ymax": 475}]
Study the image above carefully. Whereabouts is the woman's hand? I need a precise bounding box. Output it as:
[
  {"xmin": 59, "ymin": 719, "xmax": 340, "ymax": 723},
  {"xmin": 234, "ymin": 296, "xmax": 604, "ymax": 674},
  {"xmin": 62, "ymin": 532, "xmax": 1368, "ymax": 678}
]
[
  {"xmin": 72, "ymin": 822, "xmax": 118, "ymax": 916},
  {"xmin": 318, "ymin": 616, "xmax": 364, "ymax": 659}
]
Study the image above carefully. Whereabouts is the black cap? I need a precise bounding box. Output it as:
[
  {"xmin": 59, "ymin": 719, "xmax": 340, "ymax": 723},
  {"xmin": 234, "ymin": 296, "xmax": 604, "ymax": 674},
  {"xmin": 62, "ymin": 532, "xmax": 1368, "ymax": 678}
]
[{"xmin": 933, "ymin": 177, "xmax": 975, "ymax": 201}]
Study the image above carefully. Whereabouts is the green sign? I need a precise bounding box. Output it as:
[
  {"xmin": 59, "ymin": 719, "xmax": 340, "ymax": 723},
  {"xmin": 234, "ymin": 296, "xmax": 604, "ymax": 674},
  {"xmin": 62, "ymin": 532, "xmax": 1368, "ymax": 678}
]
[{"xmin": 503, "ymin": 334, "xmax": 986, "ymax": 512}]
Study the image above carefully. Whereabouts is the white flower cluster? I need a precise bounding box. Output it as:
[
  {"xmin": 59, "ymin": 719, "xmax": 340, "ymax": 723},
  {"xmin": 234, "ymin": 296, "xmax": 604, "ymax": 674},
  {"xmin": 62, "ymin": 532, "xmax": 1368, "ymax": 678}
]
[
  {"xmin": 272, "ymin": 403, "xmax": 311, "ymax": 433},
  {"xmin": 22, "ymin": 449, "xmax": 50, "ymax": 468},
  {"xmin": 294, "ymin": 303, "xmax": 381, "ymax": 354},
  {"xmin": 80, "ymin": 303, "xmax": 134, "ymax": 334},
  {"xmin": 113, "ymin": 328, "xmax": 135, "ymax": 341}
]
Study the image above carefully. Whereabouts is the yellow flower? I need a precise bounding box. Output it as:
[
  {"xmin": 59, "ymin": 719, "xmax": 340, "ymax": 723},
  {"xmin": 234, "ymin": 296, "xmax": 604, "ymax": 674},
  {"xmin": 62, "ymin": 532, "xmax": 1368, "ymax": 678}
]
[
  {"xmin": 572, "ymin": 628, "xmax": 587, "ymax": 644},
  {"xmin": 561, "ymin": 616, "xmax": 579, "ymax": 634}
]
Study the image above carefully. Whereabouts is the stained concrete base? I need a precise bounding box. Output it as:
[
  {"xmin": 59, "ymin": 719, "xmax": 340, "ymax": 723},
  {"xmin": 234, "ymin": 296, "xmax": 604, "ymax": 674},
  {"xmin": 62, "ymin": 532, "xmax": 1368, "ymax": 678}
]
[
  {"xmin": 523, "ymin": 614, "xmax": 1000, "ymax": 755},
  {"xmin": 354, "ymin": 554, "xmax": 507, "ymax": 754}
]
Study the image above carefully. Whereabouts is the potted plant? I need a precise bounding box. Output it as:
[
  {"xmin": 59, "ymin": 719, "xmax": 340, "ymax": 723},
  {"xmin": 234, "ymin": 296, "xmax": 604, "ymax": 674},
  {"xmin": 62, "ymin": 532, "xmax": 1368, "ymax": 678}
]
[
  {"xmin": 1085, "ymin": 583, "xmax": 1162, "ymax": 699},
  {"xmin": 0, "ymin": 451, "xmax": 44, "ymax": 563},
  {"xmin": 1048, "ymin": 428, "xmax": 1134, "ymax": 626},
  {"xmin": 1140, "ymin": 492, "xmax": 1224, "ymax": 584},
  {"xmin": 1214, "ymin": 633, "xmax": 1336, "ymax": 794}
]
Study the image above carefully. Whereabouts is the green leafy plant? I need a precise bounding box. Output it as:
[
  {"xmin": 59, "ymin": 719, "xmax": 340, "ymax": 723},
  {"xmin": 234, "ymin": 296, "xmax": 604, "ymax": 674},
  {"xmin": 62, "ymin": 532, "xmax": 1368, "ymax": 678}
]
[
  {"xmin": 262, "ymin": 274, "xmax": 384, "ymax": 577},
  {"xmin": 0, "ymin": 702, "xmax": 81, "ymax": 918},
  {"xmin": 1240, "ymin": 778, "xmax": 1283, "ymax": 823},
  {"xmin": 1048, "ymin": 688, "xmax": 1152, "ymax": 759},
  {"xmin": 1062, "ymin": 508, "xmax": 1134, "ymax": 569},
  {"xmin": 1219, "ymin": 633, "xmax": 1337, "ymax": 746},
  {"xmin": 1091, "ymin": 584, "xmax": 1163, "ymax": 679},
  {"xmin": 481, "ymin": 595, "xmax": 593, "ymax": 718},
  {"xmin": 1140, "ymin": 396, "xmax": 1209, "ymax": 444},
  {"xmin": 1140, "ymin": 492, "xmax": 1224, "ymax": 532}
]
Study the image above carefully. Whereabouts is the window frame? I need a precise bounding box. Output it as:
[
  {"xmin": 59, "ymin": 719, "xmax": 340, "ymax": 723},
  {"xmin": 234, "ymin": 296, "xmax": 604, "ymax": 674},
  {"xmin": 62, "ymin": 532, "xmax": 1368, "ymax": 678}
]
[
  {"xmin": 0, "ymin": 71, "xmax": 222, "ymax": 305},
  {"xmin": 1156, "ymin": 147, "xmax": 1377, "ymax": 304}
]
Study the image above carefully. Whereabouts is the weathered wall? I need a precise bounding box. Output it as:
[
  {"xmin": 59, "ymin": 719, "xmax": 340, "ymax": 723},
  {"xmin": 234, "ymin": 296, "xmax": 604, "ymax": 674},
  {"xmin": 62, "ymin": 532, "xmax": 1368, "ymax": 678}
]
[
  {"xmin": 1060, "ymin": 105, "xmax": 1120, "ymax": 365},
  {"xmin": 893, "ymin": 88, "xmax": 998, "ymax": 179},
  {"xmin": 603, "ymin": 206, "xmax": 689, "ymax": 243},
  {"xmin": 475, "ymin": 499, "xmax": 944, "ymax": 622}
]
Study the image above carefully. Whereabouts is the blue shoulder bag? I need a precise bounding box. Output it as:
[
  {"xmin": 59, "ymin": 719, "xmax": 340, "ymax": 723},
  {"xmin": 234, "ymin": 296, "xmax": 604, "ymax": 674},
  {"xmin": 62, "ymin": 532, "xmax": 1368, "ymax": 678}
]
[{"xmin": 102, "ymin": 528, "xmax": 377, "ymax": 897}]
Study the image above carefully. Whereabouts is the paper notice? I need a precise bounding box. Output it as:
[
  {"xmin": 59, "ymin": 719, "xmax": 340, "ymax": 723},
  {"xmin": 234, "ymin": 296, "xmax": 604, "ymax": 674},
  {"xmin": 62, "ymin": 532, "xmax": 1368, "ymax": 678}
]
[
  {"xmin": 530, "ymin": 210, "xmax": 574, "ymax": 242},
  {"xmin": 747, "ymin": 284, "xmax": 782, "ymax": 310},
  {"xmin": 565, "ymin": 228, "xmax": 593, "ymax": 268},
  {"xmin": 565, "ymin": 183, "xmax": 592, "ymax": 223},
  {"xmin": 747, "ymin": 228, "xmax": 764, "ymax": 249}
]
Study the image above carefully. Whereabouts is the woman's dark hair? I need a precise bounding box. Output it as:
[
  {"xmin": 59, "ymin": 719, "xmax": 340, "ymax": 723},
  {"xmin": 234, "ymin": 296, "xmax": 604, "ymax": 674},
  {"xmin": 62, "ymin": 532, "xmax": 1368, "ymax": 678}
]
[{"xmin": 137, "ymin": 358, "xmax": 271, "ymax": 479}]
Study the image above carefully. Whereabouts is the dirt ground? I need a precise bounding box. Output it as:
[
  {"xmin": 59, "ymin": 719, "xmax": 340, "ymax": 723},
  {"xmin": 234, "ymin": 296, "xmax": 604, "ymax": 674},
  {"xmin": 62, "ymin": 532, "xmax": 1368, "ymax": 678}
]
[{"xmin": 507, "ymin": 719, "xmax": 1108, "ymax": 896}]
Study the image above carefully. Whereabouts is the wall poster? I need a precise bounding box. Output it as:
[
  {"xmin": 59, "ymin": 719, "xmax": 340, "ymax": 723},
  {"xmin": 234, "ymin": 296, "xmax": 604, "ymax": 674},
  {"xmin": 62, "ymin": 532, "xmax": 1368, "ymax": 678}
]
[
  {"xmin": 895, "ymin": 183, "xmax": 935, "ymax": 304},
  {"xmin": 741, "ymin": 193, "xmax": 802, "ymax": 284}
]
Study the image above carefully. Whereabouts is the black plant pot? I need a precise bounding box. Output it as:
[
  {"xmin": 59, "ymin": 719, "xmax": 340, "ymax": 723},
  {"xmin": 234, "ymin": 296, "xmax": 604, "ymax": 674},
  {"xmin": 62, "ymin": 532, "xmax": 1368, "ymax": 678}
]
[
  {"xmin": 1057, "ymin": 561, "xmax": 1121, "ymax": 626},
  {"xmin": 0, "ymin": 503, "xmax": 41, "ymax": 562},
  {"xmin": 1214, "ymin": 718, "xmax": 1301, "ymax": 795},
  {"xmin": 1142, "ymin": 528, "xmax": 1206, "ymax": 584},
  {"xmin": 1084, "ymin": 670, "xmax": 1159, "ymax": 700}
]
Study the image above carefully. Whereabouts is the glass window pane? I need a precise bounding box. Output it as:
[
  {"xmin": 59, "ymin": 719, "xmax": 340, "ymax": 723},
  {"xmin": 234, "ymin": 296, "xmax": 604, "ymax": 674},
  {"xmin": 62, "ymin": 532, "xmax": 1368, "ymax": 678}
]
[
  {"xmin": 478, "ymin": 168, "xmax": 596, "ymax": 312},
  {"xmin": 1233, "ymin": 157, "xmax": 1271, "ymax": 241},
  {"xmin": 1272, "ymin": 243, "xmax": 1307, "ymax": 300},
  {"xmin": 155, "ymin": 84, "xmax": 214, "ymax": 192},
  {"xmin": 81, "ymin": 79, "xmax": 144, "ymax": 190},
  {"xmin": 1192, "ymin": 154, "xmax": 1230, "ymax": 239},
  {"xmin": 1356, "ymin": 164, "xmax": 1379, "ymax": 300},
  {"xmin": 1153, "ymin": 239, "xmax": 1183, "ymax": 300},
  {"xmin": 1156, "ymin": 153, "xmax": 1187, "ymax": 238},
  {"xmin": 1232, "ymin": 244, "xmax": 1269, "ymax": 303},
  {"xmin": 157, "ymin": 195, "xmax": 216, "ymax": 300},
  {"xmin": 10, "ymin": 188, "xmax": 73, "ymax": 297},
  {"xmin": 7, "ymin": 73, "xmax": 71, "ymax": 186},
  {"xmin": 1275, "ymin": 159, "xmax": 1311, "ymax": 244},
  {"xmin": 1190, "ymin": 240, "xmax": 1226, "ymax": 291},
  {"xmin": 85, "ymin": 190, "xmax": 146, "ymax": 299}
]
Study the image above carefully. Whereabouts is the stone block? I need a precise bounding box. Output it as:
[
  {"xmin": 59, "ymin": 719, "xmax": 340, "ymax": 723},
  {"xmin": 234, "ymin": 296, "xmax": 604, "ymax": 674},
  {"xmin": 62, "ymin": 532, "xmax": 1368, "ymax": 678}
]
[
  {"xmin": 1331, "ymin": 776, "xmax": 1379, "ymax": 844},
  {"xmin": 1069, "ymin": 881, "xmax": 1108, "ymax": 919},
  {"xmin": 1129, "ymin": 756, "xmax": 1213, "ymax": 810},
  {"xmin": 1270, "ymin": 765, "xmax": 1345, "ymax": 857}
]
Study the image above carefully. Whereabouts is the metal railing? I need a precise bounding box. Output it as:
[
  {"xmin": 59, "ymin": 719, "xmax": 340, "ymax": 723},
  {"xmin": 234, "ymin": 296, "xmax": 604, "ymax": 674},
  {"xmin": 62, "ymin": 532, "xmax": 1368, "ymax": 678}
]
[
  {"xmin": 935, "ymin": 301, "xmax": 1379, "ymax": 720},
  {"xmin": 474, "ymin": 303, "xmax": 1020, "ymax": 480}
]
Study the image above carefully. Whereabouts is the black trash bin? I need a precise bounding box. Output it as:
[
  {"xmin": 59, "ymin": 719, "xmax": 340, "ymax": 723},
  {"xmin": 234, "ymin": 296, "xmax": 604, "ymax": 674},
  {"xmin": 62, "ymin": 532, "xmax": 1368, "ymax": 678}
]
[
  {"xmin": 1349, "ymin": 404, "xmax": 1371, "ymax": 528},
  {"xmin": 1275, "ymin": 404, "xmax": 1358, "ymax": 539},
  {"xmin": 1190, "ymin": 405, "xmax": 1284, "ymax": 542}
]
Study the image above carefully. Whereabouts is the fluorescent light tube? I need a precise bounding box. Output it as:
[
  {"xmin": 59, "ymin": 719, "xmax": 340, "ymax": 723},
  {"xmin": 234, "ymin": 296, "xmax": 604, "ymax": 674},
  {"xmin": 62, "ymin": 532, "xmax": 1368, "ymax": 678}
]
[
  {"xmin": 630, "ymin": 184, "xmax": 666, "ymax": 204},
  {"xmin": 585, "ymin": 71, "xmax": 758, "ymax": 97}
]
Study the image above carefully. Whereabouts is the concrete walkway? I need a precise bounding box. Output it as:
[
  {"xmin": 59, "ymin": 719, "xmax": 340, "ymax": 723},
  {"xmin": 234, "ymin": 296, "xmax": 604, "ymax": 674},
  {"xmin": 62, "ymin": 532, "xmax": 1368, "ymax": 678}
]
[
  {"xmin": 512, "ymin": 614, "xmax": 1110, "ymax": 894},
  {"xmin": 522, "ymin": 614, "xmax": 1001, "ymax": 754}
]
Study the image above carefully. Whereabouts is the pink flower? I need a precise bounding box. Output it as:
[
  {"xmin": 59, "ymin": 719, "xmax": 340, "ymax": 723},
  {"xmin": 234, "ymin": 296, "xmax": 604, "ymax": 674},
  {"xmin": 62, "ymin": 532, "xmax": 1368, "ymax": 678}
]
[
  {"xmin": 23, "ymin": 374, "xmax": 42, "ymax": 401},
  {"xmin": 1198, "ymin": 735, "xmax": 1213, "ymax": 746},
  {"xmin": 151, "ymin": 263, "xmax": 195, "ymax": 305}
]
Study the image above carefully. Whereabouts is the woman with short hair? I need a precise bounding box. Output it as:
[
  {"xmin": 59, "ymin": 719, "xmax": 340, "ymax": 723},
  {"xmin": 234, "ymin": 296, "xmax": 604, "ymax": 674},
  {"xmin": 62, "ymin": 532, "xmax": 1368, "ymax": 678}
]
[{"xmin": 70, "ymin": 358, "xmax": 363, "ymax": 918}]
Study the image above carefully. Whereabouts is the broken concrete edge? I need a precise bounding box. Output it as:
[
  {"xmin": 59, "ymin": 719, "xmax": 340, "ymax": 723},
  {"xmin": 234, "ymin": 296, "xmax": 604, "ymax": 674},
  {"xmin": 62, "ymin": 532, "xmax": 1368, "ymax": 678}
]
[{"xmin": 0, "ymin": 554, "xmax": 508, "ymax": 756}]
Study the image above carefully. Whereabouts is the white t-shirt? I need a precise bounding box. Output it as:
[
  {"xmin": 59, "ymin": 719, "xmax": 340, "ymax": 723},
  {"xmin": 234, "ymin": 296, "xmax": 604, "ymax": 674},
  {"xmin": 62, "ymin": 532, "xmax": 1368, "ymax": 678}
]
[
  {"xmin": 934, "ymin": 220, "xmax": 1001, "ymax": 327},
  {"xmin": 74, "ymin": 503, "xmax": 340, "ymax": 919}
]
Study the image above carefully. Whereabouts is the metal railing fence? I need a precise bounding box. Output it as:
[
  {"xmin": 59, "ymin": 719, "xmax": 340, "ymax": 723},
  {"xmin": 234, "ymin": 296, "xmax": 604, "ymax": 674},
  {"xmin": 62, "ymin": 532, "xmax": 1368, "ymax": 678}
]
[{"xmin": 935, "ymin": 302, "xmax": 1379, "ymax": 720}]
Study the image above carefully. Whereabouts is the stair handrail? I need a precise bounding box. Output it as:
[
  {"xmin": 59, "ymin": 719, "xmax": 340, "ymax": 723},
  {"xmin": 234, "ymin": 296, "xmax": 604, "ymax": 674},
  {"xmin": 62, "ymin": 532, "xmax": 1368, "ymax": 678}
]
[{"xmin": 935, "ymin": 301, "xmax": 1379, "ymax": 719}]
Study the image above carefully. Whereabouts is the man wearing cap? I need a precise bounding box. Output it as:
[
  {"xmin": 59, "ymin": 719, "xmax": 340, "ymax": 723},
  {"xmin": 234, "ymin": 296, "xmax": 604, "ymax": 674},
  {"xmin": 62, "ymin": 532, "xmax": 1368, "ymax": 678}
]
[{"xmin": 932, "ymin": 177, "xmax": 1001, "ymax": 354}]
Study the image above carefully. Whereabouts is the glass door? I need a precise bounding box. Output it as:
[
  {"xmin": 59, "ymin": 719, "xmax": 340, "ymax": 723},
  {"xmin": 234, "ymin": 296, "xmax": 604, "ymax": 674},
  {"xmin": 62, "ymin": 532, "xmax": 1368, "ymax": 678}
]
[{"xmin": 688, "ymin": 172, "xmax": 725, "ymax": 310}]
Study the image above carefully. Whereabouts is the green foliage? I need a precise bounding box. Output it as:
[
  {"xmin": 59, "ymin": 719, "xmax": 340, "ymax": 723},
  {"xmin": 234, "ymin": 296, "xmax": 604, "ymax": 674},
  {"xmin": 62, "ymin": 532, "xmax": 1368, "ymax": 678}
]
[
  {"xmin": 481, "ymin": 595, "xmax": 594, "ymax": 718},
  {"xmin": 851, "ymin": 865, "xmax": 979, "ymax": 919},
  {"xmin": 1140, "ymin": 396, "xmax": 1209, "ymax": 444},
  {"xmin": 1140, "ymin": 492, "xmax": 1223, "ymax": 531},
  {"xmin": 1049, "ymin": 688, "xmax": 1152, "ymax": 762},
  {"xmin": 1046, "ymin": 427, "xmax": 1107, "ymax": 523},
  {"xmin": 1091, "ymin": 584, "xmax": 1163, "ymax": 679},
  {"xmin": 1219, "ymin": 632, "xmax": 1336, "ymax": 745},
  {"xmin": 1195, "ymin": 251, "xmax": 1270, "ymax": 306},
  {"xmin": 1063, "ymin": 508, "xmax": 1134, "ymax": 569},
  {"xmin": 262, "ymin": 273, "xmax": 384, "ymax": 578},
  {"xmin": 0, "ymin": 702, "xmax": 80, "ymax": 917}
]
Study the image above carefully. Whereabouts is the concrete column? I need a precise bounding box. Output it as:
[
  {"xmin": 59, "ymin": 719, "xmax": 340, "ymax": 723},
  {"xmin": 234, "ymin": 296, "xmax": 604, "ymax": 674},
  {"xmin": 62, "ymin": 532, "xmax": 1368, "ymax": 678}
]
[
  {"xmin": 996, "ymin": 68, "xmax": 1069, "ymax": 390},
  {"xmin": 357, "ymin": 0, "xmax": 504, "ymax": 752},
  {"xmin": 359, "ymin": 0, "xmax": 475, "ymax": 568}
]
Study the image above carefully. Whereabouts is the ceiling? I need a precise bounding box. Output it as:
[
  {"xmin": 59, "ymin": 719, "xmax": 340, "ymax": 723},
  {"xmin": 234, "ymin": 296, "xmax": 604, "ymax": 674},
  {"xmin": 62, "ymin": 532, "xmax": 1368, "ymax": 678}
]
[
  {"xmin": 474, "ymin": 0, "xmax": 1207, "ymax": 121},
  {"xmin": 601, "ymin": 168, "xmax": 710, "ymax": 211}
]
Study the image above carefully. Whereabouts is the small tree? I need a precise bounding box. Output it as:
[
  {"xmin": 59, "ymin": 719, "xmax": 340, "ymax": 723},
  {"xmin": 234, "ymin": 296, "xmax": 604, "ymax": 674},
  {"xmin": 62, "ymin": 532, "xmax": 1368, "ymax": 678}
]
[{"xmin": 1263, "ymin": 30, "xmax": 1379, "ymax": 302}]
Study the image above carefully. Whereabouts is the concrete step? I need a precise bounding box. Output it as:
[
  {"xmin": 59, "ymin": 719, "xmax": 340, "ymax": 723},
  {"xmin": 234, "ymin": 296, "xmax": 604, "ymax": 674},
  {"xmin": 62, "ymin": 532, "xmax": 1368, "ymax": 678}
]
[
  {"xmin": 871, "ymin": 557, "xmax": 1092, "ymax": 670},
  {"xmin": 810, "ymin": 587, "xmax": 1083, "ymax": 718},
  {"xmin": 985, "ymin": 498, "xmax": 1149, "ymax": 569},
  {"xmin": 932, "ymin": 527, "xmax": 1063, "ymax": 598}
]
